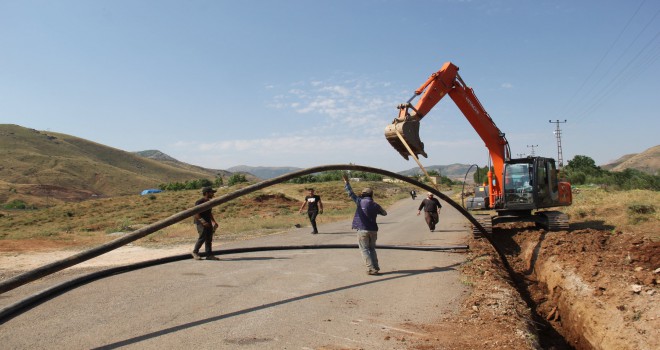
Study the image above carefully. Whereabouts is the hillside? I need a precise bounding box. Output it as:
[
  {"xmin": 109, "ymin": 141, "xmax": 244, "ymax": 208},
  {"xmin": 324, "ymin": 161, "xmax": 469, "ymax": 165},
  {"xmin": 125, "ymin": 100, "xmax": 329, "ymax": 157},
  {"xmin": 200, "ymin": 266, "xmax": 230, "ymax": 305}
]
[
  {"xmin": 398, "ymin": 163, "xmax": 477, "ymax": 181},
  {"xmin": 227, "ymin": 165, "xmax": 302, "ymax": 179},
  {"xmin": 0, "ymin": 124, "xmax": 228, "ymax": 204},
  {"xmin": 134, "ymin": 150, "xmax": 232, "ymax": 178},
  {"xmin": 601, "ymin": 145, "xmax": 660, "ymax": 175}
]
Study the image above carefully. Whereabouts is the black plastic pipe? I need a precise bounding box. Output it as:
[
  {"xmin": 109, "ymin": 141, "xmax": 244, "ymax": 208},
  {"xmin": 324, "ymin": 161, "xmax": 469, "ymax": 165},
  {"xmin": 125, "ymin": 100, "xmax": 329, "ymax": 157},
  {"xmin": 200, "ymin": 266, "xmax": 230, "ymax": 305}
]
[
  {"xmin": 0, "ymin": 244, "xmax": 467, "ymax": 324},
  {"xmin": 0, "ymin": 164, "xmax": 492, "ymax": 295}
]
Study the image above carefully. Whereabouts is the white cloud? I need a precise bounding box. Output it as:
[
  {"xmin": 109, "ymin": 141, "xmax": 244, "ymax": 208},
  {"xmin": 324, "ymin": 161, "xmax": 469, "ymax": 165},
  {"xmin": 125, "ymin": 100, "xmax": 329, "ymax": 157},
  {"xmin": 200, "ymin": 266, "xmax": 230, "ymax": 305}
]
[{"xmin": 501, "ymin": 82, "xmax": 513, "ymax": 89}]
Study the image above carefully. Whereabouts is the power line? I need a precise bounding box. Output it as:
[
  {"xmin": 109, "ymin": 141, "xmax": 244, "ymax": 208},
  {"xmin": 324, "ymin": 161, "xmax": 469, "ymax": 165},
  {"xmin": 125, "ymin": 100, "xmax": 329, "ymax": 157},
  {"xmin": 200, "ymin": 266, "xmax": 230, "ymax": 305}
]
[
  {"xmin": 556, "ymin": 0, "xmax": 660, "ymax": 124},
  {"xmin": 556, "ymin": 0, "xmax": 648, "ymax": 120},
  {"xmin": 526, "ymin": 144, "xmax": 539, "ymax": 156}
]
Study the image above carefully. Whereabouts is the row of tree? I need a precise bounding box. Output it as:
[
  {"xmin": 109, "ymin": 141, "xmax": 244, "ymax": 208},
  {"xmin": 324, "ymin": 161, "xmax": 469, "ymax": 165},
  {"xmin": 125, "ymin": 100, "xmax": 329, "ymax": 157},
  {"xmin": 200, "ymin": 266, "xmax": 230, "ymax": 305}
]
[
  {"xmin": 154, "ymin": 157, "xmax": 651, "ymax": 193},
  {"xmin": 562, "ymin": 155, "xmax": 658, "ymax": 190},
  {"xmin": 158, "ymin": 174, "xmax": 248, "ymax": 191},
  {"xmin": 470, "ymin": 155, "xmax": 658, "ymax": 191},
  {"xmin": 287, "ymin": 170, "xmax": 458, "ymax": 186}
]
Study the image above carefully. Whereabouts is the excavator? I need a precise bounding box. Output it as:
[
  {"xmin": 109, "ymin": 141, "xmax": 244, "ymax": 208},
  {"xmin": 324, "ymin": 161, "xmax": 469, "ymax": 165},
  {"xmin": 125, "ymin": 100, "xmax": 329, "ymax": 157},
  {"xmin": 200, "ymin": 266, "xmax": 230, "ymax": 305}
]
[{"xmin": 384, "ymin": 62, "xmax": 572, "ymax": 233}]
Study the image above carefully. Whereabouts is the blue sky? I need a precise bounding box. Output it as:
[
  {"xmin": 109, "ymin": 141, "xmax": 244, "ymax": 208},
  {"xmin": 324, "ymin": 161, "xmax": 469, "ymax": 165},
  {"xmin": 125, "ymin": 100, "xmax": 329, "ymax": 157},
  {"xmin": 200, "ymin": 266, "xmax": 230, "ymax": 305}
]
[{"xmin": 1, "ymin": 0, "xmax": 658, "ymax": 172}]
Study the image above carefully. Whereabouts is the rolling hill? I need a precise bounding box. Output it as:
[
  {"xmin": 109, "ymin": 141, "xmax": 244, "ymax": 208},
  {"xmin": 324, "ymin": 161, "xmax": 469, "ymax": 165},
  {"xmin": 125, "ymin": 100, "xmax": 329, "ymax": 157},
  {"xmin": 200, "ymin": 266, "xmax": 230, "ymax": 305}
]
[
  {"xmin": 398, "ymin": 163, "xmax": 478, "ymax": 181},
  {"xmin": 0, "ymin": 124, "xmax": 229, "ymax": 204},
  {"xmin": 226, "ymin": 165, "xmax": 302, "ymax": 179},
  {"xmin": 600, "ymin": 145, "xmax": 659, "ymax": 175}
]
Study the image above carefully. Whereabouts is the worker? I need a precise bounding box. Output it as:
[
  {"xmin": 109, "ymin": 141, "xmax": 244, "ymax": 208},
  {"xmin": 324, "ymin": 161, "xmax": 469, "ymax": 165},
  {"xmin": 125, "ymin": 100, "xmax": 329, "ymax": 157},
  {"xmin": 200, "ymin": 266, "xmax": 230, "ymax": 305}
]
[
  {"xmin": 342, "ymin": 174, "xmax": 388, "ymax": 275},
  {"xmin": 410, "ymin": 189, "xmax": 417, "ymax": 200},
  {"xmin": 299, "ymin": 188, "xmax": 323, "ymax": 234},
  {"xmin": 192, "ymin": 186, "xmax": 220, "ymax": 260},
  {"xmin": 417, "ymin": 192, "xmax": 442, "ymax": 232}
]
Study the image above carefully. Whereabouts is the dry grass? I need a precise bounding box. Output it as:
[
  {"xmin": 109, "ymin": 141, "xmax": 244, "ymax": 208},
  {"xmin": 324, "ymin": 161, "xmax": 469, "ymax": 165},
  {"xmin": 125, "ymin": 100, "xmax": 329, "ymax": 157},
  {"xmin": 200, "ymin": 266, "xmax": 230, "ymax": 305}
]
[
  {"xmin": 0, "ymin": 181, "xmax": 410, "ymax": 249},
  {"xmin": 565, "ymin": 187, "xmax": 659, "ymax": 239}
]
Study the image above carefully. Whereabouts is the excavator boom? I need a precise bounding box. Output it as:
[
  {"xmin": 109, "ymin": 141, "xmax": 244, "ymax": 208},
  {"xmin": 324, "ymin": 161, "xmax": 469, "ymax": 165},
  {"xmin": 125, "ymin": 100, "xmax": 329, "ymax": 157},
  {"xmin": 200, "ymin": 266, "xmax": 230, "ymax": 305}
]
[
  {"xmin": 385, "ymin": 61, "xmax": 571, "ymax": 230},
  {"xmin": 385, "ymin": 62, "xmax": 510, "ymax": 206}
]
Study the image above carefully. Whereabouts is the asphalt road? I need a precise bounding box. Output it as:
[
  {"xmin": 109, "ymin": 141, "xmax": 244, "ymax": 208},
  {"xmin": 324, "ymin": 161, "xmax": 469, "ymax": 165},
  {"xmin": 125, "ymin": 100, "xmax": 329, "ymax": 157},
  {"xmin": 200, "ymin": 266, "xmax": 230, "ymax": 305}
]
[{"xmin": 0, "ymin": 195, "xmax": 471, "ymax": 349}]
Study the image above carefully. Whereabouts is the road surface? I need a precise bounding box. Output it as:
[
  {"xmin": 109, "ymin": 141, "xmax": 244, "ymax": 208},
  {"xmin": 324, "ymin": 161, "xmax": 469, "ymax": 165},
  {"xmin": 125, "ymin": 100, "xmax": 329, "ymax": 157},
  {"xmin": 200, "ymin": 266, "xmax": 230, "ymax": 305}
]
[{"xmin": 0, "ymin": 196, "xmax": 471, "ymax": 349}]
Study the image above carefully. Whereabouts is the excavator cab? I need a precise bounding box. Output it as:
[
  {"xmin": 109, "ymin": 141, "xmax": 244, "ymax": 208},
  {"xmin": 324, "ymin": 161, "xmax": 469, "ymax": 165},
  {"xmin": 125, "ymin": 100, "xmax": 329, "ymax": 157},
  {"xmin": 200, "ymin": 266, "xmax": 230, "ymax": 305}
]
[{"xmin": 503, "ymin": 157, "xmax": 572, "ymax": 210}]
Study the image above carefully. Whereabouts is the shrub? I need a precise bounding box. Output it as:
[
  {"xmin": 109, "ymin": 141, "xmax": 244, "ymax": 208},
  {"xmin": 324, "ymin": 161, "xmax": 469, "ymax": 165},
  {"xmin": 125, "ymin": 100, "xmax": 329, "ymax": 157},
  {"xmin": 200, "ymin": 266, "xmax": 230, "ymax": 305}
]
[
  {"xmin": 228, "ymin": 174, "xmax": 248, "ymax": 186},
  {"xmin": 3, "ymin": 200, "xmax": 36, "ymax": 210}
]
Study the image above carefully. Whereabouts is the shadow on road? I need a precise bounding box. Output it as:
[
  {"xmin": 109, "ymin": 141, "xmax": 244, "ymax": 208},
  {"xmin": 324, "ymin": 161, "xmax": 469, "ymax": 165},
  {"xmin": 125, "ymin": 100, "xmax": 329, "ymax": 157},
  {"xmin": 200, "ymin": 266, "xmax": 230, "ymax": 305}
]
[
  {"xmin": 219, "ymin": 256, "xmax": 290, "ymax": 262},
  {"xmin": 316, "ymin": 231, "xmax": 354, "ymax": 235},
  {"xmin": 93, "ymin": 263, "xmax": 460, "ymax": 349}
]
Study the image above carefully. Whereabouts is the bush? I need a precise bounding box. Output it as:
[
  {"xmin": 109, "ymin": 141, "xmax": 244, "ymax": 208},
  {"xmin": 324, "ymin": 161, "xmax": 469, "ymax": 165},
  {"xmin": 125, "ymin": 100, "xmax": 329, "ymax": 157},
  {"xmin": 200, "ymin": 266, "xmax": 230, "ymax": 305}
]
[
  {"xmin": 228, "ymin": 174, "xmax": 248, "ymax": 186},
  {"xmin": 3, "ymin": 200, "xmax": 36, "ymax": 210},
  {"xmin": 627, "ymin": 203, "xmax": 655, "ymax": 215},
  {"xmin": 627, "ymin": 203, "xmax": 655, "ymax": 225}
]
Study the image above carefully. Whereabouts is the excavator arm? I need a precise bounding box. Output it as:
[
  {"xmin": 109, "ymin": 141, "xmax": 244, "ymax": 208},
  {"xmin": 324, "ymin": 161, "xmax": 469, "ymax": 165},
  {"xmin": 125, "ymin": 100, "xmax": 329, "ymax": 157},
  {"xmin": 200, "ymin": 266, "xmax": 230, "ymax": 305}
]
[{"xmin": 385, "ymin": 62, "xmax": 511, "ymax": 207}]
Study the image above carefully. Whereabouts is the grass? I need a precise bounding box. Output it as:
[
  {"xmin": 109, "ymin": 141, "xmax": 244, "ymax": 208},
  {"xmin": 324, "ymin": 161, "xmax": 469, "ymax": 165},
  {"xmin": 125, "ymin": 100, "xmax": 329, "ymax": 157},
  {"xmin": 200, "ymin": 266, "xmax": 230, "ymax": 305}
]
[
  {"xmin": 2, "ymin": 180, "xmax": 657, "ymax": 250},
  {"xmin": 0, "ymin": 181, "xmax": 410, "ymax": 249},
  {"xmin": 565, "ymin": 187, "xmax": 659, "ymax": 239}
]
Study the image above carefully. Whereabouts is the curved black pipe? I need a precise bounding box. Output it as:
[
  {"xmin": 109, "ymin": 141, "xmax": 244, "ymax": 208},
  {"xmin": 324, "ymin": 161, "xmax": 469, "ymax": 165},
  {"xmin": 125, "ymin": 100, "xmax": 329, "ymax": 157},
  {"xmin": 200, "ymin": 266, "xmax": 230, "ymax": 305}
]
[
  {"xmin": 0, "ymin": 244, "xmax": 467, "ymax": 324},
  {"xmin": 0, "ymin": 164, "xmax": 494, "ymax": 295}
]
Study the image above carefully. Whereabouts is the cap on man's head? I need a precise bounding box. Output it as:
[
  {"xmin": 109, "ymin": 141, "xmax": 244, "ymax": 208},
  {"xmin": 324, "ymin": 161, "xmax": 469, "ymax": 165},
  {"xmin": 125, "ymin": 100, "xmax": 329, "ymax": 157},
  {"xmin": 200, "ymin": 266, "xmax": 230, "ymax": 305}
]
[
  {"xmin": 202, "ymin": 186, "xmax": 217, "ymax": 194},
  {"xmin": 361, "ymin": 188, "xmax": 373, "ymax": 196}
]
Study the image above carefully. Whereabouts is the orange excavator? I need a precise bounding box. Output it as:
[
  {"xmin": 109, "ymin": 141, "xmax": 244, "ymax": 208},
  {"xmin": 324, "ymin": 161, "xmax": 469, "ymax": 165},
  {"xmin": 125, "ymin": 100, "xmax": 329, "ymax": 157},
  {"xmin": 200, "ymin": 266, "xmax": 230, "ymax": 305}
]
[{"xmin": 385, "ymin": 62, "xmax": 572, "ymax": 233}]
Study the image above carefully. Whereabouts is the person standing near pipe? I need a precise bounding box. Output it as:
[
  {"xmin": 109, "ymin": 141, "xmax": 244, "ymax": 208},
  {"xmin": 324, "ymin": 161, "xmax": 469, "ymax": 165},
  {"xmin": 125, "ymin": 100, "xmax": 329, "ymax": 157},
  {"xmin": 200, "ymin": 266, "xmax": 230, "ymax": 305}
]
[
  {"xmin": 417, "ymin": 192, "xmax": 442, "ymax": 232},
  {"xmin": 299, "ymin": 188, "xmax": 323, "ymax": 234},
  {"xmin": 192, "ymin": 186, "xmax": 220, "ymax": 260},
  {"xmin": 342, "ymin": 174, "xmax": 388, "ymax": 275}
]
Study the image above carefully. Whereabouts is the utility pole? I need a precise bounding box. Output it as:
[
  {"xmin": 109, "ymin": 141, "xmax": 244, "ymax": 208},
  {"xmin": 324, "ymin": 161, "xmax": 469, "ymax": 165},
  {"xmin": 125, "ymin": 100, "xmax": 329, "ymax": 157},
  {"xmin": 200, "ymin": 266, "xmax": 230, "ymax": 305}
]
[
  {"xmin": 549, "ymin": 119, "xmax": 567, "ymax": 168},
  {"xmin": 526, "ymin": 145, "xmax": 538, "ymax": 156}
]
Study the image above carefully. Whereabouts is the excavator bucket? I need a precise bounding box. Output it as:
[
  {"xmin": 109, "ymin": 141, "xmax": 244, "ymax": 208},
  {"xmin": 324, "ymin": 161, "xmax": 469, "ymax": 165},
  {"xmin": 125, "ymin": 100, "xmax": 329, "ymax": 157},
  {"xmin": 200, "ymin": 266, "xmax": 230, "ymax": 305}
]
[{"xmin": 384, "ymin": 120, "xmax": 428, "ymax": 160}]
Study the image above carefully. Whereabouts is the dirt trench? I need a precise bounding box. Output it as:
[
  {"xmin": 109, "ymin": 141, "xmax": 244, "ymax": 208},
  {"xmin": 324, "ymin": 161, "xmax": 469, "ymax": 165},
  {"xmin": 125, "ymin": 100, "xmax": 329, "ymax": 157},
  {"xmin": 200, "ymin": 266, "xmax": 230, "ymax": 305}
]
[{"xmin": 490, "ymin": 225, "xmax": 658, "ymax": 350}]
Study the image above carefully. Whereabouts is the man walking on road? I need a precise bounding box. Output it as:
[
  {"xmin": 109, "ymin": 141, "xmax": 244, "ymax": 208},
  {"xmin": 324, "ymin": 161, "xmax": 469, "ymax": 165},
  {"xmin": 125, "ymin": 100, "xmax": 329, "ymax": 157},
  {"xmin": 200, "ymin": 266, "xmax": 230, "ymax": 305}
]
[
  {"xmin": 343, "ymin": 174, "xmax": 387, "ymax": 275},
  {"xmin": 299, "ymin": 188, "xmax": 323, "ymax": 234},
  {"xmin": 417, "ymin": 192, "xmax": 442, "ymax": 232},
  {"xmin": 192, "ymin": 186, "xmax": 220, "ymax": 260}
]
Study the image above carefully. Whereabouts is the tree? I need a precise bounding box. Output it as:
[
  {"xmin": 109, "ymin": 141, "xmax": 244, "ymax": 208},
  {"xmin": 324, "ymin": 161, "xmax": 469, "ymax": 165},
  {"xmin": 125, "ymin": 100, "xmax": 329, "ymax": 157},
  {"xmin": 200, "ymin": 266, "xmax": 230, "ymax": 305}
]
[
  {"xmin": 566, "ymin": 155, "xmax": 600, "ymax": 174},
  {"xmin": 472, "ymin": 166, "xmax": 489, "ymax": 185},
  {"xmin": 227, "ymin": 174, "xmax": 247, "ymax": 186}
]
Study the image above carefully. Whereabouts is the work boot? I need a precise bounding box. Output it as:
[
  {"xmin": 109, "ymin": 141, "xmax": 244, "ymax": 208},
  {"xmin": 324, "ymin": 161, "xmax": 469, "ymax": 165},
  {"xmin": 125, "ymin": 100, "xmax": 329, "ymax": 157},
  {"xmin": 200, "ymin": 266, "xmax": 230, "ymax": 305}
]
[
  {"xmin": 191, "ymin": 252, "xmax": 202, "ymax": 260},
  {"xmin": 206, "ymin": 255, "xmax": 220, "ymax": 261}
]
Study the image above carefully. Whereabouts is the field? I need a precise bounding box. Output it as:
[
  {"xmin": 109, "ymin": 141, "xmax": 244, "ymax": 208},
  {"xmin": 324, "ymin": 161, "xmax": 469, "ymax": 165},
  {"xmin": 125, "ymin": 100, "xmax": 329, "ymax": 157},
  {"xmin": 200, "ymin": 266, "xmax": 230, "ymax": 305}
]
[
  {"xmin": 1, "ymin": 183, "xmax": 658, "ymax": 349},
  {"xmin": 0, "ymin": 181, "xmax": 411, "ymax": 251}
]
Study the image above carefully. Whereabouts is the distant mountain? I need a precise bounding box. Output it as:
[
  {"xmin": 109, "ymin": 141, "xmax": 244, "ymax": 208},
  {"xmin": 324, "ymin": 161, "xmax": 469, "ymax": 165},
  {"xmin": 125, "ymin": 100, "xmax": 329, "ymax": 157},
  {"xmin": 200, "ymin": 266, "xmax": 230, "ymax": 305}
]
[
  {"xmin": 601, "ymin": 145, "xmax": 660, "ymax": 175},
  {"xmin": 227, "ymin": 165, "xmax": 302, "ymax": 179},
  {"xmin": 134, "ymin": 150, "xmax": 231, "ymax": 178},
  {"xmin": 398, "ymin": 163, "xmax": 478, "ymax": 181},
  {"xmin": 0, "ymin": 124, "xmax": 233, "ymax": 204}
]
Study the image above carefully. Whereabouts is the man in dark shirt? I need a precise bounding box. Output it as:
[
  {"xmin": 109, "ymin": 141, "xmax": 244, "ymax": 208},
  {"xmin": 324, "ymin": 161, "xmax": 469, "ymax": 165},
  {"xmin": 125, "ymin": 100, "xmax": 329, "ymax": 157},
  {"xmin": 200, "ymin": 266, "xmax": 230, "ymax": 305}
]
[
  {"xmin": 417, "ymin": 192, "xmax": 442, "ymax": 232},
  {"xmin": 299, "ymin": 188, "xmax": 323, "ymax": 234},
  {"xmin": 192, "ymin": 186, "xmax": 220, "ymax": 260}
]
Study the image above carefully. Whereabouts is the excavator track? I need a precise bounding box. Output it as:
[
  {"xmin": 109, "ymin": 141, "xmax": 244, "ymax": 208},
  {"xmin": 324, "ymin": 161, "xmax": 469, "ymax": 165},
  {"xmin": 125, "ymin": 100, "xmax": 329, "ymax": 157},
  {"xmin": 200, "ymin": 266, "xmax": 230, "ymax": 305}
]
[
  {"xmin": 536, "ymin": 211, "xmax": 569, "ymax": 231},
  {"xmin": 471, "ymin": 214, "xmax": 493, "ymax": 237}
]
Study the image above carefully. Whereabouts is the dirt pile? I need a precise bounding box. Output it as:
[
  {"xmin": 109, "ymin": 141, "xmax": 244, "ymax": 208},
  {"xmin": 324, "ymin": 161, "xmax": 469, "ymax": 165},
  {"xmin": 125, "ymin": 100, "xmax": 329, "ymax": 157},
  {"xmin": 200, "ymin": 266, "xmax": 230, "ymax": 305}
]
[
  {"xmin": 497, "ymin": 225, "xmax": 658, "ymax": 350},
  {"xmin": 409, "ymin": 224, "xmax": 658, "ymax": 350}
]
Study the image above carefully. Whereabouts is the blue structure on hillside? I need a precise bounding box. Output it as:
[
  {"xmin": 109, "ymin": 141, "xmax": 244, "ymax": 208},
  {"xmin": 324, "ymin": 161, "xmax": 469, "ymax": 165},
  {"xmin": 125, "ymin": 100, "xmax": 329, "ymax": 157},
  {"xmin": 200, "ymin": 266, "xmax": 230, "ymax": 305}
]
[{"xmin": 140, "ymin": 189, "xmax": 162, "ymax": 195}]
